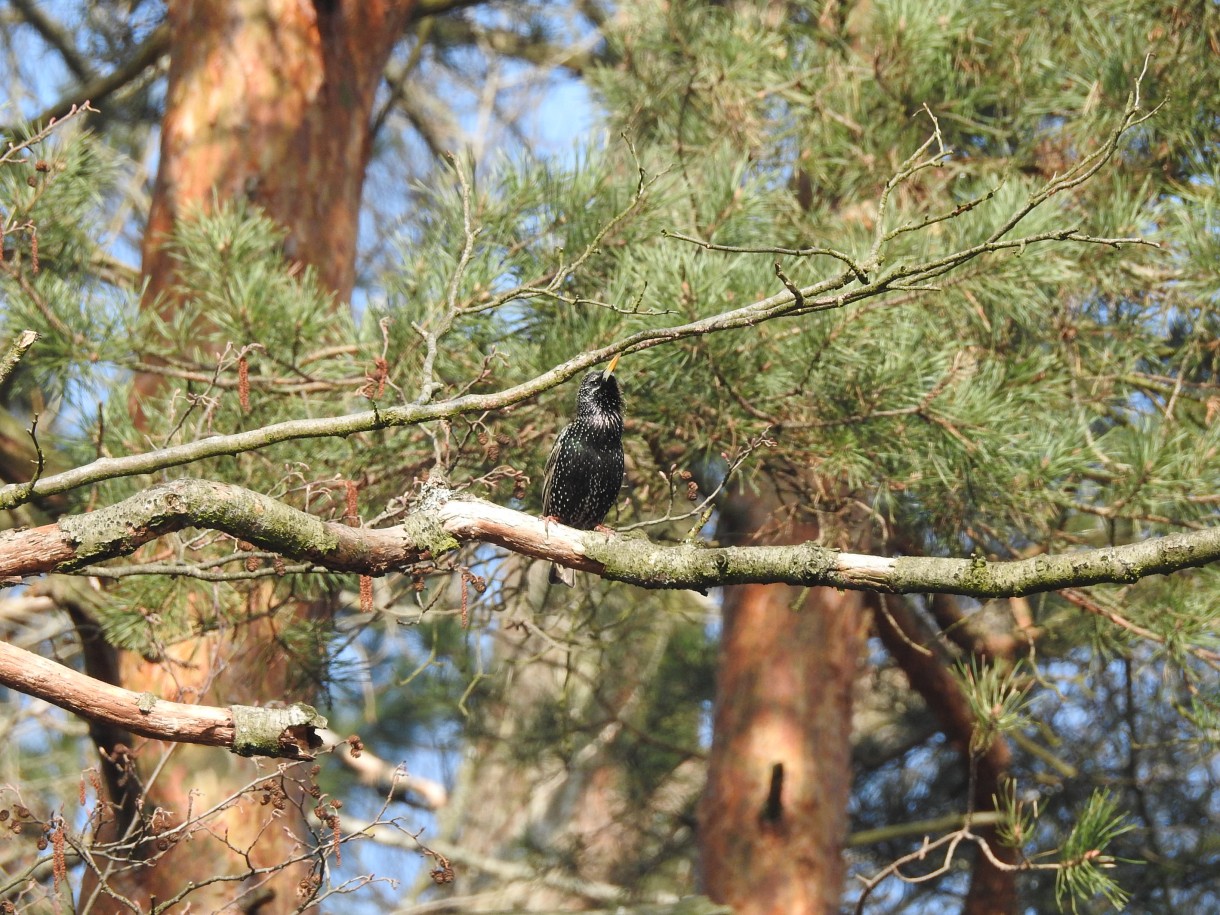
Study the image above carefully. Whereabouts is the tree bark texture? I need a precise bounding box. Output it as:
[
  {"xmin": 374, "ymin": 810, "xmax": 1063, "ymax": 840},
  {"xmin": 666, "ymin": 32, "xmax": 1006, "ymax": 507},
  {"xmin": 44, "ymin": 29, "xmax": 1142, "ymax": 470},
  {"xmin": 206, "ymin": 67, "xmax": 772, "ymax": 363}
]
[
  {"xmin": 699, "ymin": 485, "xmax": 870, "ymax": 915},
  {"xmin": 94, "ymin": 2, "xmax": 413, "ymax": 910},
  {"xmin": 141, "ymin": 0, "xmax": 412, "ymax": 307}
]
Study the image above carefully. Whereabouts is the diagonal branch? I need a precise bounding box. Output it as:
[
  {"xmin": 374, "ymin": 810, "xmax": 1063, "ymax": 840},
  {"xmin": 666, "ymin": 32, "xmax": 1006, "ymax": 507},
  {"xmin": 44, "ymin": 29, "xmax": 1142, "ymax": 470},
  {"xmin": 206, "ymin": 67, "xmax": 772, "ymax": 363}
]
[
  {"xmin": 0, "ymin": 225, "xmax": 1150, "ymax": 512},
  {"xmin": 11, "ymin": 23, "xmax": 170, "ymax": 132},
  {"xmin": 9, "ymin": 0, "xmax": 96, "ymax": 83},
  {"xmin": 0, "ymin": 78, "xmax": 1157, "ymax": 511},
  {"xmin": 0, "ymin": 638, "xmax": 325, "ymax": 759}
]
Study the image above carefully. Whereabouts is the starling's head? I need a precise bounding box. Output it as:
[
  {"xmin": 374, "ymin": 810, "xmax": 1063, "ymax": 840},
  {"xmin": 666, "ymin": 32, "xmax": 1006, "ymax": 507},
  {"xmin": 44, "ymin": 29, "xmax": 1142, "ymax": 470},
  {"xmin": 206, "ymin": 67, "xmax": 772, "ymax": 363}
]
[{"xmin": 576, "ymin": 354, "xmax": 623, "ymax": 420}]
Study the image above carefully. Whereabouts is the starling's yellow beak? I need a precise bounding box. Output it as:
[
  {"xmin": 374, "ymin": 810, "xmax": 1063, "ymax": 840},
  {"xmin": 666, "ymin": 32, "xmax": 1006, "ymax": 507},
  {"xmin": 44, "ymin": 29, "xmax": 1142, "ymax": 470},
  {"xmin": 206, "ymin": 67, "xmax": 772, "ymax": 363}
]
[{"xmin": 604, "ymin": 353, "xmax": 621, "ymax": 377}]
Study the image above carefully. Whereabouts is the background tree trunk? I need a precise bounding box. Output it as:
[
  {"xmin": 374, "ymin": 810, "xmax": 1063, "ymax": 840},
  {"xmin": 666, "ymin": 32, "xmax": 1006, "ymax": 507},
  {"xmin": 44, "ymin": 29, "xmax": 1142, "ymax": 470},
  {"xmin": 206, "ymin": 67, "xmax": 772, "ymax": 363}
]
[
  {"xmin": 141, "ymin": 0, "xmax": 412, "ymax": 305},
  {"xmin": 92, "ymin": 1, "xmax": 414, "ymax": 909},
  {"xmin": 699, "ymin": 483, "xmax": 869, "ymax": 915},
  {"xmin": 433, "ymin": 560, "xmax": 708, "ymax": 909}
]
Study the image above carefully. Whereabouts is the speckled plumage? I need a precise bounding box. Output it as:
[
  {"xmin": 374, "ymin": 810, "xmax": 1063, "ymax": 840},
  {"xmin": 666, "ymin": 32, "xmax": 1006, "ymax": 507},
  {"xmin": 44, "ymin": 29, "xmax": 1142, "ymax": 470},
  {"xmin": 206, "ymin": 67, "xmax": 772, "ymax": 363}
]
[{"xmin": 542, "ymin": 360, "xmax": 624, "ymax": 585}]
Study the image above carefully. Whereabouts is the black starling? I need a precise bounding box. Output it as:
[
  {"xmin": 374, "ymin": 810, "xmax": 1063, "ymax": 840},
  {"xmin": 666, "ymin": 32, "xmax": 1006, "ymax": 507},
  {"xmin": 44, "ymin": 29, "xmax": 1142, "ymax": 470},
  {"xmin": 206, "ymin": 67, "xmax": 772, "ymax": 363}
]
[{"xmin": 542, "ymin": 354, "xmax": 625, "ymax": 585}]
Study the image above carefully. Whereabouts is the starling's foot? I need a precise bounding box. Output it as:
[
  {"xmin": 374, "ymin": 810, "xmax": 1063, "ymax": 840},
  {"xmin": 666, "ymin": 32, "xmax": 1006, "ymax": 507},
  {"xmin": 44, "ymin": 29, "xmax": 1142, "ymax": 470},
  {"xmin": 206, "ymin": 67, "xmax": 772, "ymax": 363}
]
[{"xmin": 593, "ymin": 523, "xmax": 615, "ymax": 534}]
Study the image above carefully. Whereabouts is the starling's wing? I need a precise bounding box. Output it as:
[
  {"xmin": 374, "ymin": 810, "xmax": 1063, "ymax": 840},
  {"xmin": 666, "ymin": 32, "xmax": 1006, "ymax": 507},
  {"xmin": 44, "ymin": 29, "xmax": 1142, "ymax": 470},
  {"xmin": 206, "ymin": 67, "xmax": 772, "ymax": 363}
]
[
  {"xmin": 543, "ymin": 424, "xmax": 576, "ymax": 586},
  {"xmin": 541, "ymin": 423, "xmax": 571, "ymax": 516}
]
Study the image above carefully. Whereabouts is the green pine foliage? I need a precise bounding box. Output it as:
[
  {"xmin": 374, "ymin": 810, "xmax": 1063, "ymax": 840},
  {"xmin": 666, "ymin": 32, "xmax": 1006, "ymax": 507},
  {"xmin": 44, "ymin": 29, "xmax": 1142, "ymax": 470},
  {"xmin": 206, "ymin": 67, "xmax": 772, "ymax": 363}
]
[
  {"xmin": 0, "ymin": 124, "xmax": 131, "ymax": 397},
  {"xmin": 576, "ymin": 2, "xmax": 1219, "ymax": 910},
  {"xmin": 1054, "ymin": 790, "xmax": 1137, "ymax": 913},
  {"xmin": 2, "ymin": 0, "xmax": 1219, "ymax": 910}
]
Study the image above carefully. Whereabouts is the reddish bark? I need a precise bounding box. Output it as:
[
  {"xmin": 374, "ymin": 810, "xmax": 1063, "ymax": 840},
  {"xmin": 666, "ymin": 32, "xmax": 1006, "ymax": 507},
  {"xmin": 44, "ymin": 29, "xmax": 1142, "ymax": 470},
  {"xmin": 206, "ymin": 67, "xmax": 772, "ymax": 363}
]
[
  {"xmin": 0, "ymin": 638, "xmax": 234, "ymax": 743},
  {"xmin": 86, "ymin": 2, "xmax": 415, "ymax": 910},
  {"xmin": 141, "ymin": 0, "xmax": 412, "ymax": 306},
  {"xmin": 699, "ymin": 490, "xmax": 870, "ymax": 915}
]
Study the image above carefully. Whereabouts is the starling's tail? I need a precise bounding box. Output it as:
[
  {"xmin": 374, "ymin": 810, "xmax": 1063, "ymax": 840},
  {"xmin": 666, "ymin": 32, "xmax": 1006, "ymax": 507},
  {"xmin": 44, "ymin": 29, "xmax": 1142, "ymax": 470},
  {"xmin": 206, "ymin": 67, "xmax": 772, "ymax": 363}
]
[{"xmin": 549, "ymin": 562, "xmax": 575, "ymax": 587}]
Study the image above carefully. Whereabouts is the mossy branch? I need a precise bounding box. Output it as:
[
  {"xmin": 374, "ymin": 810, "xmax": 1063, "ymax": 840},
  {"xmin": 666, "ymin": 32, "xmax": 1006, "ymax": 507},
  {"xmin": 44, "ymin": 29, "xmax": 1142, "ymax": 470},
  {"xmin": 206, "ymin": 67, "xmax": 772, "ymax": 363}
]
[{"xmin": 4, "ymin": 479, "xmax": 1220, "ymax": 618}]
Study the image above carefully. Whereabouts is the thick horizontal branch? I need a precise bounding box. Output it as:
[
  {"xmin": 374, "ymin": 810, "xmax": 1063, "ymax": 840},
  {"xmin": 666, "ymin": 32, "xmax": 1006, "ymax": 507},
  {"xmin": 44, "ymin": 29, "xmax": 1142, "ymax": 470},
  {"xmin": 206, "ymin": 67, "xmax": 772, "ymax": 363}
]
[
  {"xmin": 0, "ymin": 637, "xmax": 326, "ymax": 758},
  {"xmin": 3, "ymin": 480, "xmax": 1219, "ymax": 600}
]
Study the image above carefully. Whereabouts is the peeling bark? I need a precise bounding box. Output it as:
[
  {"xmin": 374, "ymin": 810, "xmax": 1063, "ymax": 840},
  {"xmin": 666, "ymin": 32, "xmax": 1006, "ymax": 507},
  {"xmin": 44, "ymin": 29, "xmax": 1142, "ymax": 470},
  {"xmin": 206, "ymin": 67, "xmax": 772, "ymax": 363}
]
[{"xmin": 0, "ymin": 636, "xmax": 326, "ymax": 756}]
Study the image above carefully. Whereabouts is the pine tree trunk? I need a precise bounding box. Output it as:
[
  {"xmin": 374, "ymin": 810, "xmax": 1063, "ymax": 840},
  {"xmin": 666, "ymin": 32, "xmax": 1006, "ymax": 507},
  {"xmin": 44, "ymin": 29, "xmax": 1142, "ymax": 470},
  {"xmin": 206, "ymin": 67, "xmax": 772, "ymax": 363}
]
[
  {"xmin": 142, "ymin": 0, "xmax": 410, "ymax": 305},
  {"xmin": 86, "ymin": 2, "xmax": 413, "ymax": 910},
  {"xmin": 699, "ymin": 486, "xmax": 869, "ymax": 915}
]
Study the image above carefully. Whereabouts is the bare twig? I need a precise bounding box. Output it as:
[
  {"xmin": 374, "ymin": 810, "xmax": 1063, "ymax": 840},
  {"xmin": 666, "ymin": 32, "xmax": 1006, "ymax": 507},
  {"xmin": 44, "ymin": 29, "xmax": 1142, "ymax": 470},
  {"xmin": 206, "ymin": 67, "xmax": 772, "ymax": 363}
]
[
  {"xmin": 1, "ymin": 101, "xmax": 98, "ymax": 165},
  {"xmin": 621, "ymin": 429, "xmax": 775, "ymax": 536},
  {"xmin": 665, "ymin": 230, "xmax": 869, "ymax": 283},
  {"xmin": 852, "ymin": 817, "xmax": 1119, "ymax": 914},
  {"xmin": 984, "ymin": 56, "xmax": 1161, "ymax": 246},
  {"xmin": 772, "ymin": 261, "xmax": 805, "ymax": 311}
]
